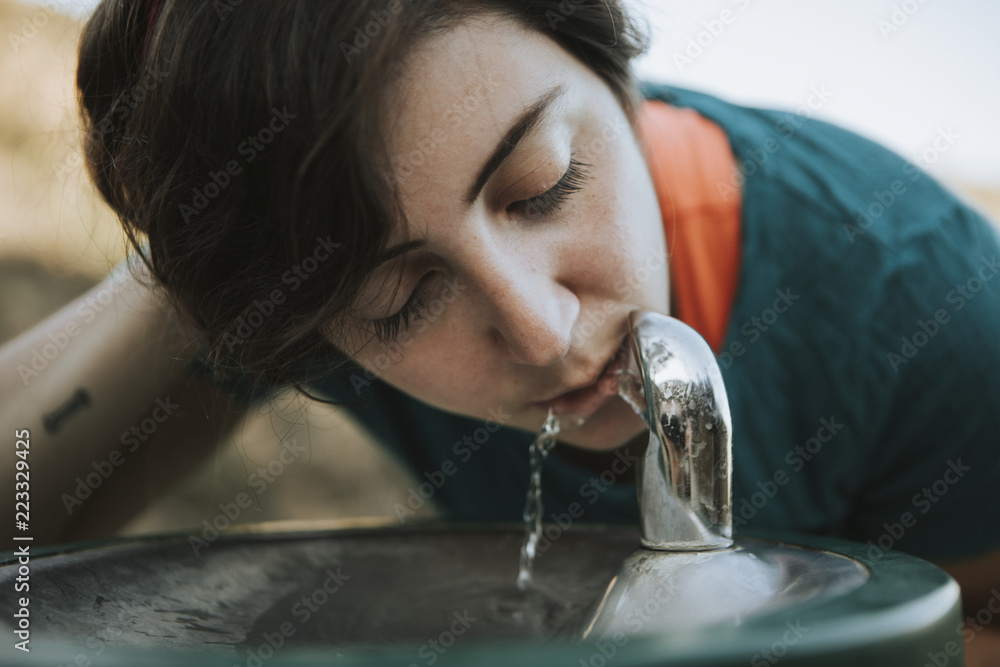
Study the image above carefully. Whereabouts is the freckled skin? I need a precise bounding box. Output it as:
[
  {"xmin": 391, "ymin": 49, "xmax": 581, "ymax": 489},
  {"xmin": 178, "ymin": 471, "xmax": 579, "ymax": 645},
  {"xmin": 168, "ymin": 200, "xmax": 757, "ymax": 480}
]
[{"xmin": 343, "ymin": 15, "xmax": 668, "ymax": 451}]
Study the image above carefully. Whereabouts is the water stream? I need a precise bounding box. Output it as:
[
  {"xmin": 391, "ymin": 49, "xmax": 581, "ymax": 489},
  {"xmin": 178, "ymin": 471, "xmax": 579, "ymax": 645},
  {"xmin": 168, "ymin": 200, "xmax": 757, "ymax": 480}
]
[
  {"xmin": 516, "ymin": 362, "xmax": 649, "ymax": 592},
  {"xmin": 516, "ymin": 409, "xmax": 561, "ymax": 591}
]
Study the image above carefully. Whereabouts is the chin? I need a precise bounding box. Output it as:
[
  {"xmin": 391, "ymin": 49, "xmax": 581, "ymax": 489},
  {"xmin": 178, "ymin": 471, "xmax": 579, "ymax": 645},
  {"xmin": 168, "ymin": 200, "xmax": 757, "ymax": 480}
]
[{"xmin": 551, "ymin": 398, "xmax": 647, "ymax": 451}]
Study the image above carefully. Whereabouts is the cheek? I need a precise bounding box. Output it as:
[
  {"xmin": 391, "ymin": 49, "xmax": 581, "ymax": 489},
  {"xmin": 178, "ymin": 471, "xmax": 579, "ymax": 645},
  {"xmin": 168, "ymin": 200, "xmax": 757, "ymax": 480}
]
[
  {"xmin": 618, "ymin": 137, "xmax": 668, "ymax": 305},
  {"xmin": 362, "ymin": 324, "xmax": 499, "ymax": 414},
  {"xmin": 570, "ymin": 139, "xmax": 667, "ymax": 307}
]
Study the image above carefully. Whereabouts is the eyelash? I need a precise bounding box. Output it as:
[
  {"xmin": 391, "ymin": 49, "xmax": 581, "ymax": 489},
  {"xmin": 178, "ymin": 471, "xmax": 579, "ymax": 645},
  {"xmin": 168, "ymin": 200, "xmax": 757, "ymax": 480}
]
[
  {"xmin": 370, "ymin": 157, "xmax": 591, "ymax": 342},
  {"xmin": 513, "ymin": 156, "xmax": 591, "ymax": 219},
  {"xmin": 371, "ymin": 283, "xmax": 429, "ymax": 342}
]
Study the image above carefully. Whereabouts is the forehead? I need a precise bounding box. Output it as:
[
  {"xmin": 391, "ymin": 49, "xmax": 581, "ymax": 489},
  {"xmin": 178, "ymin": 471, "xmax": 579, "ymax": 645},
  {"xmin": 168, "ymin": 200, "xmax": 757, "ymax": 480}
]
[{"xmin": 381, "ymin": 15, "xmax": 585, "ymax": 200}]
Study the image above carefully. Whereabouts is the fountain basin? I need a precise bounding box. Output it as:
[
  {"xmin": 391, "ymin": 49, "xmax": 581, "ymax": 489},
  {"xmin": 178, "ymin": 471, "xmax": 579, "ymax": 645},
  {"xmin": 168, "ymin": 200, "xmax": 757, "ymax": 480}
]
[{"xmin": 0, "ymin": 520, "xmax": 963, "ymax": 666}]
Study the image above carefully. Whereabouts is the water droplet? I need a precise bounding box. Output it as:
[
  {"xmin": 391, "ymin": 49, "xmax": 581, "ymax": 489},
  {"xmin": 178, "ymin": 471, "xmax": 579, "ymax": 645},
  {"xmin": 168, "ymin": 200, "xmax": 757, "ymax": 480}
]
[{"xmin": 615, "ymin": 367, "xmax": 647, "ymax": 423}]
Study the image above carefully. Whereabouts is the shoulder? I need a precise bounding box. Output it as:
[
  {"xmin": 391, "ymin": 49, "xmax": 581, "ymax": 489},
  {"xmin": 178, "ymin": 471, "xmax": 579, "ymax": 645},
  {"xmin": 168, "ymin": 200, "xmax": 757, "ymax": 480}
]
[
  {"xmin": 655, "ymin": 84, "xmax": 1000, "ymax": 559},
  {"xmin": 642, "ymin": 84, "xmax": 1000, "ymax": 321},
  {"xmin": 642, "ymin": 81, "xmax": 972, "ymax": 247}
]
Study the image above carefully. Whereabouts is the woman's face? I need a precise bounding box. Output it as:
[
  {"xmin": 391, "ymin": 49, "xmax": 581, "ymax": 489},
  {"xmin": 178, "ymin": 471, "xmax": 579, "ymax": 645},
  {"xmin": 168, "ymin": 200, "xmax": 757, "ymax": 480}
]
[{"xmin": 345, "ymin": 14, "xmax": 668, "ymax": 451}]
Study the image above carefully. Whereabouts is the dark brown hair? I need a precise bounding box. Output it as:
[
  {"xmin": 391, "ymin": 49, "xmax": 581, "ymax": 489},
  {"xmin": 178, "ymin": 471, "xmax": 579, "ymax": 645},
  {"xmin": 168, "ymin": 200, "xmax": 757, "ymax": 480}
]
[{"xmin": 76, "ymin": 0, "xmax": 648, "ymax": 392}]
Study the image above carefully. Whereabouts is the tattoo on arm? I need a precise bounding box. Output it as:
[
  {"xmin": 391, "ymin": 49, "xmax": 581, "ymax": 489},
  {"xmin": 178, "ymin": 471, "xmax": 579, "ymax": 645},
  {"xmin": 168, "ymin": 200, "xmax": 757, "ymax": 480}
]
[{"xmin": 42, "ymin": 388, "xmax": 92, "ymax": 435}]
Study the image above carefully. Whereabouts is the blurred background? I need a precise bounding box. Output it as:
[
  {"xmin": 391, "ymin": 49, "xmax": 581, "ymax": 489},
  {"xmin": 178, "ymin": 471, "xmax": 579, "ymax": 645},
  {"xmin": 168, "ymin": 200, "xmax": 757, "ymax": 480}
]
[{"xmin": 2, "ymin": 0, "xmax": 998, "ymax": 537}]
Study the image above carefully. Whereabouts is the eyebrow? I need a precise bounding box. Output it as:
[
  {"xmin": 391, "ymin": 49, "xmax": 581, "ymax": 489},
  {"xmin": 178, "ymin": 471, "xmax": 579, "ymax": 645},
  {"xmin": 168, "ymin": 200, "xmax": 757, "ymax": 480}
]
[
  {"xmin": 373, "ymin": 85, "xmax": 566, "ymax": 269},
  {"xmin": 463, "ymin": 84, "xmax": 566, "ymax": 205}
]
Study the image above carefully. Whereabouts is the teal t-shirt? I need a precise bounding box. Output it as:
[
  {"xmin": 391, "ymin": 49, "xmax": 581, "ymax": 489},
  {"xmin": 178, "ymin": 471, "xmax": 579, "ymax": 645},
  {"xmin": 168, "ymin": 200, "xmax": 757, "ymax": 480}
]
[{"xmin": 302, "ymin": 84, "xmax": 1000, "ymax": 562}]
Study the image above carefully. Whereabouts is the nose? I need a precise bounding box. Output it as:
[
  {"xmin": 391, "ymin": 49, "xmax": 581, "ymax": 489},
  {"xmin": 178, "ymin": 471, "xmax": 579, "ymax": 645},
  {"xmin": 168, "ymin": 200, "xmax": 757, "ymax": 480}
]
[{"xmin": 467, "ymin": 251, "xmax": 578, "ymax": 367}]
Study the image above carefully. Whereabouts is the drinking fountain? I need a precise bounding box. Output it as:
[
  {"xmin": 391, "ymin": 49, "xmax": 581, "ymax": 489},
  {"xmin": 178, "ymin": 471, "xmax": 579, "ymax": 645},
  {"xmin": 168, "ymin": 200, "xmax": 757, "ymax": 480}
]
[
  {"xmin": 584, "ymin": 311, "xmax": 873, "ymax": 636},
  {"xmin": 0, "ymin": 312, "xmax": 967, "ymax": 666}
]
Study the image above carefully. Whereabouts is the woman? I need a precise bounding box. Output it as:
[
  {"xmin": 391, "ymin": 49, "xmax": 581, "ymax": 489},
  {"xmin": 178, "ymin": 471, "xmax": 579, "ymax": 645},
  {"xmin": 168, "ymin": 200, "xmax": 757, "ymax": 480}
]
[{"xmin": 2, "ymin": 0, "xmax": 999, "ymax": 660}]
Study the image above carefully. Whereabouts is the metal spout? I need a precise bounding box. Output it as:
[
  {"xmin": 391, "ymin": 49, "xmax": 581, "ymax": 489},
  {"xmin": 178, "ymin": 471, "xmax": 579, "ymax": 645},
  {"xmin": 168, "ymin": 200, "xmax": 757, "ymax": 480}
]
[
  {"xmin": 579, "ymin": 311, "xmax": 739, "ymax": 639},
  {"xmin": 582, "ymin": 316, "xmax": 876, "ymax": 640},
  {"xmin": 626, "ymin": 310, "xmax": 733, "ymax": 551}
]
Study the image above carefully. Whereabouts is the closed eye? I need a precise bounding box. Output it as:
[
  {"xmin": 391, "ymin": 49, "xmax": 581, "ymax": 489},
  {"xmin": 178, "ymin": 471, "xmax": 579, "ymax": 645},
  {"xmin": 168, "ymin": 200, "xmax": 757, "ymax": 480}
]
[
  {"xmin": 509, "ymin": 157, "xmax": 590, "ymax": 219},
  {"xmin": 370, "ymin": 280, "xmax": 430, "ymax": 342},
  {"xmin": 369, "ymin": 158, "xmax": 590, "ymax": 342}
]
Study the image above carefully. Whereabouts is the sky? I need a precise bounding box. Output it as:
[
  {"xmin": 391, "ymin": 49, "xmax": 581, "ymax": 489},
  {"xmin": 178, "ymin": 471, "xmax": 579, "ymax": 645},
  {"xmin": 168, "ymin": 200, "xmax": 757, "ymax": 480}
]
[
  {"xmin": 627, "ymin": 0, "xmax": 1000, "ymax": 186},
  {"xmin": 39, "ymin": 0, "xmax": 1000, "ymax": 186}
]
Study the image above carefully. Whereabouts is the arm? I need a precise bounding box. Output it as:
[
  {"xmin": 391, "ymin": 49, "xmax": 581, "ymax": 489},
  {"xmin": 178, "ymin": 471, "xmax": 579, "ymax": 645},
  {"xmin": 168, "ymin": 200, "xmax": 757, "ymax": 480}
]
[{"xmin": 1, "ymin": 259, "xmax": 248, "ymax": 544}]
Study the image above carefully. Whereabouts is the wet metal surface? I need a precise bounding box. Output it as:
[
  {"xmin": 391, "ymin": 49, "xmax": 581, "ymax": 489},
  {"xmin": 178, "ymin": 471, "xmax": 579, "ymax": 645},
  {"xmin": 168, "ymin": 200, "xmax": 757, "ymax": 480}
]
[
  {"xmin": 0, "ymin": 525, "xmax": 868, "ymax": 654},
  {"xmin": 0, "ymin": 526, "xmax": 637, "ymax": 652},
  {"xmin": 582, "ymin": 540, "xmax": 869, "ymax": 638}
]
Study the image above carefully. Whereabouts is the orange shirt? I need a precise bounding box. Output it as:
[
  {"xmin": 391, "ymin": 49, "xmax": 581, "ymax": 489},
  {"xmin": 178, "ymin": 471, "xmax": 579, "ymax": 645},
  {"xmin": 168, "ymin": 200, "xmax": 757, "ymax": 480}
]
[{"xmin": 637, "ymin": 100, "xmax": 743, "ymax": 352}]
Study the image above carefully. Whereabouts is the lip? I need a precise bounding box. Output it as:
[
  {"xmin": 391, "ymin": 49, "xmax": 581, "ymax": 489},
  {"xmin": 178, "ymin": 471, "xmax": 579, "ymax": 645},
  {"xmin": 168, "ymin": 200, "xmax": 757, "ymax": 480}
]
[{"xmin": 534, "ymin": 336, "xmax": 632, "ymax": 419}]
